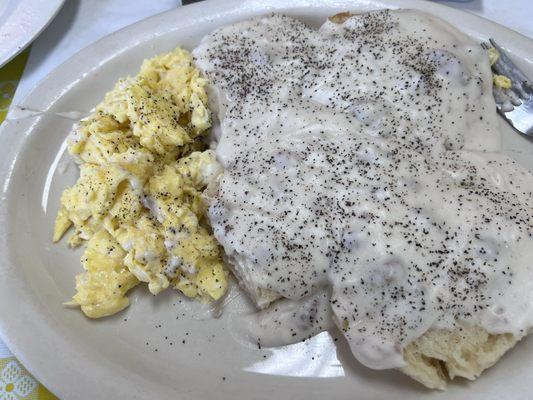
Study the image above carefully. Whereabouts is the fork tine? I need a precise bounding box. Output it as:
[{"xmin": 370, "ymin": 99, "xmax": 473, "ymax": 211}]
[{"xmin": 489, "ymin": 39, "xmax": 532, "ymax": 93}]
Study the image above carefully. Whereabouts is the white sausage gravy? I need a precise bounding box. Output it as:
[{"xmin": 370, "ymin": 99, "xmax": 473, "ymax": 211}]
[{"xmin": 193, "ymin": 10, "xmax": 533, "ymax": 370}]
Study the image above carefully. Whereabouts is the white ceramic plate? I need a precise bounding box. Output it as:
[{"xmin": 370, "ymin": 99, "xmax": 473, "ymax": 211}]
[
  {"xmin": 1, "ymin": 1, "xmax": 532, "ymax": 399},
  {"xmin": 0, "ymin": 0, "xmax": 65, "ymax": 67}
]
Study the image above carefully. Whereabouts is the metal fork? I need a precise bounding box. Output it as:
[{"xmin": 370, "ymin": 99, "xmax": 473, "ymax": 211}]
[{"xmin": 481, "ymin": 39, "xmax": 533, "ymax": 137}]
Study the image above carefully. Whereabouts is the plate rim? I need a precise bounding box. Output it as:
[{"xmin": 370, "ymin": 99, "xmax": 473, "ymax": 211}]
[{"xmin": 1, "ymin": 0, "xmax": 533, "ymax": 398}]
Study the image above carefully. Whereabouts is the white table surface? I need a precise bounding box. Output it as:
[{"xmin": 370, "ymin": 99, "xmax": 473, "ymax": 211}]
[
  {"xmin": 3, "ymin": 0, "xmax": 532, "ymax": 358},
  {"xmin": 438, "ymin": 0, "xmax": 533, "ymax": 38}
]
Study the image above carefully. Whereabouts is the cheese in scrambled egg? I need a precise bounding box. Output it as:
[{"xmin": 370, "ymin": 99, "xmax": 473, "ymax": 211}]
[{"xmin": 54, "ymin": 47, "xmax": 226, "ymax": 318}]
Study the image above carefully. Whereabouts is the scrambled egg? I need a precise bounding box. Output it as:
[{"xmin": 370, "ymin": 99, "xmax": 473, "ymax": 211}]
[
  {"xmin": 493, "ymin": 74, "xmax": 512, "ymax": 89},
  {"xmin": 54, "ymin": 48, "xmax": 227, "ymax": 318},
  {"xmin": 487, "ymin": 47, "xmax": 512, "ymax": 89},
  {"xmin": 488, "ymin": 47, "xmax": 500, "ymax": 66}
]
